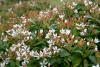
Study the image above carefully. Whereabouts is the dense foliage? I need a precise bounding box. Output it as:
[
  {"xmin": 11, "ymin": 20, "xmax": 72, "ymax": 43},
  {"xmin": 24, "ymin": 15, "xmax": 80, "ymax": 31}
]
[{"xmin": 0, "ymin": 0, "xmax": 100, "ymax": 67}]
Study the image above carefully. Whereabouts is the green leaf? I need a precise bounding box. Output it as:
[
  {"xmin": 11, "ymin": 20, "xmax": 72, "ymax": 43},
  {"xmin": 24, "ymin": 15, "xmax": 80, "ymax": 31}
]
[
  {"xmin": 59, "ymin": 49, "xmax": 70, "ymax": 57},
  {"xmin": 72, "ymin": 46, "xmax": 83, "ymax": 56},
  {"xmin": 6, "ymin": 60, "xmax": 18, "ymax": 67},
  {"xmin": 89, "ymin": 55, "xmax": 97, "ymax": 64},
  {"xmin": 73, "ymin": 50, "xmax": 83, "ymax": 55},
  {"xmin": 72, "ymin": 28, "xmax": 80, "ymax": 36},
  {"xmin": 48, "ymin": 58, "xmax": 57, "ymax": 65},
  {"xmin": 0, "ymin": 41, "xmax": 9, "ymax": 52},
  {"xmin": 49, "ymin": 24, "xmax": 57, "ymax": 30},
  {"xmin": 75, "ymin": 3, "xmax": 85, "ymax": 11},
  {"xmin": 27, "ymin": 58, "xmax": 40, "ymax": 67},
  {"xmin": 70, "ymin": 54, "xmax": 82, "ymax": 67},
  {"xmin": 83, "ymin": 50, "xmax": 91, "ymax": 58},
  {"xmin": 84, "ymin": 59, "xmax": 89, "ymax": 67},
  {"xmin": 48, "ymin": 55, "xmax": 62, "ymax": 65},
  {"xmin": 64, "ymin": 7, "xmax": 74, "ymax": 18}
]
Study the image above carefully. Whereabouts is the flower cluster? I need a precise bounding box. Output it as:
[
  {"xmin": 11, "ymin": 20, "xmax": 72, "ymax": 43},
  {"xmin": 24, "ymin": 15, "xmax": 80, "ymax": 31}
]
[{"xmin": 0, "ymin": 0, "xmax": 100, "ymax": 67}]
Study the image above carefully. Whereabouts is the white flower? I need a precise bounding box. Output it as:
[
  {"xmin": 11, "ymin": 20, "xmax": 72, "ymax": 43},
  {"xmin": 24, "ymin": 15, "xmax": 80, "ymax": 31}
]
[
  {"xmin": 52, "ymin": 7, "xmax": 58, "ymax": 13},
  {"xmin": 65, "ymin": 29, "xmax": 71, "ymax": 35},
  {"xmin": 45, "ymin": 34, "xmax": 50, "ymax": 39},
  {"xmin": 45, "ymin": 29, "xmax": 55, "ymax": 39},
  {"xmin": 53, "ymin": 33, "xmax": 57, "ymax": 39},
  {"xmin": 84, "ymin": 29, "xmax": 87, "ymax": 32},
  {"xmin": 99, "ymin": 8, "xmax": 100, "ymax": 11},
  {"xmin": 80, "ymin": 31, "xmax": 85, "ymax": 36},
  {"xmin": 74, "ymin": 9, "xmax": 78, "ymax": 13},
  {"xmin": 94, "ymin": 45, "xmax": 98, "ymax": 51},
  {"xmin": 59, "ymin": 14, "xmax": 64, "ymax": 19},
  {"xmin": 16, "ymin": 56, "xmax": 21, "ymax": 61},
  {"xmin": 20, "ymin": 16, "xmax": 25, "ymax": 19},
  {"xmin": 60, "ymin": 29, "xmax": 65, "ymax": 34},
  {"xmin": 47, "ymin": 39, "xmax": 54, "ymax": 48},
  {"xmin": 8, "ymin": 8, "xmax": 12, "ymax": 12},
  {"xmin": 6, "ymin": 29, "xmax": 17, "ymax": 37},
  {"xmin": 0, "ymin": 62, "xmax": 5, "ymax": 67},
  {"xmin": 88, "ymin": 1, "xmax": 93, "ymax": 5},
  {"xmin": 22, "ymin": 19, "xmax": 27, "ymax": 23},
  {"xmin": 60, "ymin": 29, "xmax": 71, "ymax": 35},
  {"xmin": 22, "ymin": 52, "xmax": 26, "ymax": 56},
  {"xmin": 74, "ymin": 40, "xmax": 78, "ymax": 43},
  {"xmin": 47, "ymin": 40, "xmax": 53, "ymax": 44},
  {"xmin": 5, "ymin": 58, "xmax": 10, "ymax": 64},
  {"xmin": 16, "ymin": 51, "xmax": 21, "ymax": 57},
  {"xmin": 52, "ymin": 46, "xmax": 60, "ymax": 53},
  {"xmin": 84, "ymin": 0, "xmax": 88, "ymax": 6},
  {"xmin": 61, "ymin": 38, "xmax": 65, "ymax": 43},
  {"xmin": 72, "ymin": 35, "xmax": 75, "ymax": 39},
  {"xmin": 17, "ymin": 43, "xmax": 22, "ymax": 47},
  {"xmin": 27, "ymin": 31, "xmax": 32, "ymax": 35},
  {"xmin": 40, "ymin": 59, "xmax": 48, "ymax": 67},
  {"xmin": 10, "ymin": 46, "xmax": 16, "ymax": 51},
  {"xmin": 22, "ymin": 61, "xmax": 26, "ymax": 66},
  {"xmin": 40, "ymin": 29, "xmax": 43, "ymax": 34},
  {"xmin": 72, "ymin": 2, "xmax": 77, "ymax": 6},
  {"xmin": 2, "ymin": 33, "xmax": 4, "ymax": 36},
  {"xmin": 13, "ymin": 24, "xmax": 22, "ymax": 28},
  {"xmin": 87, "ymin": 42, "xmax": 90, "ymax": 46},
  {"xmin": 30, "ymin": 51, "xmax": 40, "ymax": 58},
  {"xmin": 40, "ymin": 51, "xmax": 44, "ymax": 57},
  {"xmin": 39, "ymin": 11, "xmax": 44, "ymax": 17},
  {"xmin": 94, "ymin": 38, "xmax": 100, "ymax": 43},
  {"xmin": 42, "ymin": 48, "xmax": 52, "ymax": 57},
  {"xmin": 49, "ymin": 29, "xmax": 55, "ymax": 33},
  {"xmin": 64, "ymin": 19, "xmax": 68, "ymax": 23},
  {"xmin": 3, "ymin": 35, "xmax": 8, "ymax": 41},
  {"xmin": 11, "ymin": 30, "xmax": 17, "ymax": 37},
  {"xmin": 43, "ymin": 48, "xmax": 48, "ymax": 54}
]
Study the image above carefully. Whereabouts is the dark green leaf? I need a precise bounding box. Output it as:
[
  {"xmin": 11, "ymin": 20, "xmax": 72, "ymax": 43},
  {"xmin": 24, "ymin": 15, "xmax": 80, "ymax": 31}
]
[{"xmin": 70, "ymin": 54, "xmax": 82, "ymax": 67}]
